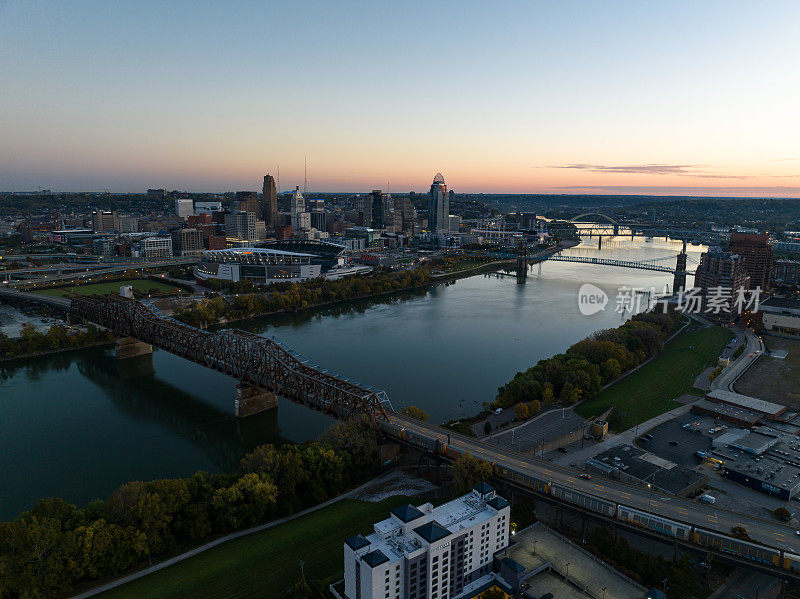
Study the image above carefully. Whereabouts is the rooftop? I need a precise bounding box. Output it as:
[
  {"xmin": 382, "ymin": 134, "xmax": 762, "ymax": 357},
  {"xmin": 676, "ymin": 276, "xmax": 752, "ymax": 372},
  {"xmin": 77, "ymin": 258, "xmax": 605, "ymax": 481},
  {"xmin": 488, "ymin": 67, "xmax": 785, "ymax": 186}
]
[
  {"xmin": 413, "ymin": 521, "xmax": 451, "ymax": 543},
  {"xmin": 391, "ymin": 504, "xmax": 424, "ymax": 523},
  {"xmin": 706, "ymin": 389, "xmax": 786, "ymax": 417}
]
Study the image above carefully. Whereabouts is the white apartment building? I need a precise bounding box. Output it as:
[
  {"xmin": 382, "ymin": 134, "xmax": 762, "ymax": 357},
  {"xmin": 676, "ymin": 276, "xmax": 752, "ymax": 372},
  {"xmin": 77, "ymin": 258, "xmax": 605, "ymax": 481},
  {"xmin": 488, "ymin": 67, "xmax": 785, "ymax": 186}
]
[
  {"xmin": 141, "ymin": 236, "xmax": 173, "ymax": 259},
  {"xmin": 343, "ymin": 485, "xmax": 510, "ymax": 599}
]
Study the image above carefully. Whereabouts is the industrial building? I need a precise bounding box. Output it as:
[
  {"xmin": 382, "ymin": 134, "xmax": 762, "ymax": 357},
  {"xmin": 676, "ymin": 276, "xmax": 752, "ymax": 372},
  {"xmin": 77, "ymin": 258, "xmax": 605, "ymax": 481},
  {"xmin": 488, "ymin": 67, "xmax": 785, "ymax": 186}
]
[
  {"xmin": 759, "ymin": 296, "xmax": 800, "ymax": 338},
  {"xmin": 342, "ymin": 485, "xmax": 510, "ymax": 599},
  {"xmin": 712, "ymin": 425, "xmax": 800, "ymax": 500},
  {"xmin": 692, "ymin": 389, "xmax": 787, "ymax": 423},
  {"xmin": 194, "ymin": 247, "xmax": 321, "ymax": 285},
  {"xmin": 587, "ymin": 445, "xmax": 707, "ymax": 497}
]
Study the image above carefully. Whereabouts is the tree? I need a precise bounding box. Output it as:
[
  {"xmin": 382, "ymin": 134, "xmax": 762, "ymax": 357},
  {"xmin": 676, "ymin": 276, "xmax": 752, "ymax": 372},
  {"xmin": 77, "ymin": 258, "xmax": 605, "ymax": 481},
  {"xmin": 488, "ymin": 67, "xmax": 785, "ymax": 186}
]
[
  {"xmin": 321, "ymin": 417, "xmax": 380, "ymax": 480},
  {"xmin": 483, "ymin": 421, "xmax": 492, "ymax": 435},
  {"xmin": 730, "ymin": 526, "xmax": 752, "ymax": 541},
  {"xmin": 452, "ymin": 453, "xmax": 493, "ymax": 495},
  {"xmin": 528, "ymin": 399, "xmax": 541, "ymax": 415},
  {"xmin": 513, "ymin": 403, "xmax": 530, "ymax": 420},
  {"xmin": 401, "ymin": 406, "xmax": 429, "ymax": 421},
  {"xmin": 774, "ymin": 506, "xmax": 791, "ymax": 522}
]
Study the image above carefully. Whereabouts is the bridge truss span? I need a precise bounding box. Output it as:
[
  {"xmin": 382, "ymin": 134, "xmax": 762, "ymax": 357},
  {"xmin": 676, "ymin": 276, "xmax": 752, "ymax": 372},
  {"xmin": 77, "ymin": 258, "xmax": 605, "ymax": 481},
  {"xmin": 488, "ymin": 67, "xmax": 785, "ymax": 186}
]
[{"xmin": 69, "ymin": 295, "xmax": 391, "ymax": 423}]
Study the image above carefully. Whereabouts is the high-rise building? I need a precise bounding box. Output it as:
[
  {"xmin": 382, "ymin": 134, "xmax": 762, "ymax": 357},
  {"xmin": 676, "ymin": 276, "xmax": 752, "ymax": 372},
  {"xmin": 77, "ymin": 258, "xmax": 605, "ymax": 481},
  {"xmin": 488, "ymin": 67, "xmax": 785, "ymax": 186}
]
[
  {"xmin": 262, "ymin": 174, "xmax": 278, "ymax": 228},
  {"xmin": 170, "ymin": 228, "xmax": 203, "ymax": 256},
  {"xmin": 728, "ymin": 233, "xmax": 773, "ymax": 291},
  {"xmin": 225, "ymin": 211, "xmax": 257, "ymax": 241},
  {"xmin": 695, "ymin": 247, "xmax": 750, "ymax": 323},
  {"xmin": 428, "ymin": 172, "xmax": 449, "ymax": 233},
  {"xmin": 235, "ymin": 191, "xmax": 259, "ymax": 215},
  {"xmin": 370, "ymin": 190, "xmax": 386, "ymax": 229},
  {"xmin": 290, "ymin": 186, "xmax": 311, "ymax": 232},
  {"xmin": 175, "ymin": 198, "xmax": 194, "ymax": 220},
  {"xmin": 91, "ymin": 210, "xmax": 116, "ymax": 233},
  {"xmin": 343, "ymin": 484, "xmax": 510, "ymax": 599}
]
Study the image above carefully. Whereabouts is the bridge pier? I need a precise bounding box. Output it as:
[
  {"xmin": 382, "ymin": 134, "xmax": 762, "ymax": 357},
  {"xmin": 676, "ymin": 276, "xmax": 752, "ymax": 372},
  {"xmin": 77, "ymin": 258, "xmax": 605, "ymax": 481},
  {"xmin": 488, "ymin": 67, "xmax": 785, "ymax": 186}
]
[
  {"xmin": 234, "ymin": 384, "xmax": 278, "ymax": 418},
  {"xmin": 597, "ymin": 235, "xmax": 602, "ymax": 250},
  {"xmin": 115, "ymin": 336, "xmax": 153, "ymax": 360}
]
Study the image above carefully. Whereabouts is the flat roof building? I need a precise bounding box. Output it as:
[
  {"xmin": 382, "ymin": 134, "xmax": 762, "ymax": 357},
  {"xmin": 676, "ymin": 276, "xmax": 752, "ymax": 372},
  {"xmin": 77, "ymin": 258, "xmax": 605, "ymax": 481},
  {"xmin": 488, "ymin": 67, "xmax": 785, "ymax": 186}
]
[
  {"xmin": 705, "ymin": 389, "xmax": 786, "ymax": 419},
  {"xmin": 343, "ymin": 485, "xmax": 510, "ymax": 599}
]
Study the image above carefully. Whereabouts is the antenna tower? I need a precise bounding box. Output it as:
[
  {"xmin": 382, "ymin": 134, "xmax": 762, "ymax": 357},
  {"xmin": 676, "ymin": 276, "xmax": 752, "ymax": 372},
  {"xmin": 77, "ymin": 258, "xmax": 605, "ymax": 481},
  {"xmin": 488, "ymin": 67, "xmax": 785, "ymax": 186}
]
[{"xmin": 303, "ymin": 155, "xmax": 308, "ymax": 194}]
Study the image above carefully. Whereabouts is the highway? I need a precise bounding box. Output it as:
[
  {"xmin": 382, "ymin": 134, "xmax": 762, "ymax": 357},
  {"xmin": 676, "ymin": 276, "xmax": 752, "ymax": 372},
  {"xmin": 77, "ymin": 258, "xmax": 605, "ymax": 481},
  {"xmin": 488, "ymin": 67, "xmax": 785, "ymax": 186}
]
[
  {"xmin": 388, "ymin": 412, "xmax": 800, "ymax": 556},
  {"xmin": 1, "ymin": 258, "xmax": 196, "ymax": 287}
]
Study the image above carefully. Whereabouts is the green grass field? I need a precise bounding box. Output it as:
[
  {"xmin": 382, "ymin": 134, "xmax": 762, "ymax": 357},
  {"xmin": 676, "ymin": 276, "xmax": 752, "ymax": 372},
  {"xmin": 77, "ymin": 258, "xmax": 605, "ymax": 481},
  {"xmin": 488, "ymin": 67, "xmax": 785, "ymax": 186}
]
[
  {"xmin": 34, "ymin": 279, "xmax": 182, "ymax": 297},
  {"xmin": 576, "ymin": 324, "xmax": 732, "ymax": 431},
  {"xmin": 99, "ymin": 496, "xmax": 412, "ymax": 599}
]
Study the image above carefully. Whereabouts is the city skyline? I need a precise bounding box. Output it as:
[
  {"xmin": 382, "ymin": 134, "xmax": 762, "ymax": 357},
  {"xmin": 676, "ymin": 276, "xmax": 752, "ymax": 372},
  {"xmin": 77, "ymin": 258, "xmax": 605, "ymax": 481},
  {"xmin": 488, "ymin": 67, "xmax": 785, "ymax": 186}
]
[{"xmin": 2, "ymin": 1, "xmax": 800, "ymax": 196}]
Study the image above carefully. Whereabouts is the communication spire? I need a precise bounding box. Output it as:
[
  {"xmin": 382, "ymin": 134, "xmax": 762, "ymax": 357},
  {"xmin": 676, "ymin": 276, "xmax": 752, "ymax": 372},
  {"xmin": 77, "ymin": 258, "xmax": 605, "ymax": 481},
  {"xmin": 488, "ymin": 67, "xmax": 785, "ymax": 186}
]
[{"xmin": 303, "ymin": 155, "xmax": 308, "ymax": 194}]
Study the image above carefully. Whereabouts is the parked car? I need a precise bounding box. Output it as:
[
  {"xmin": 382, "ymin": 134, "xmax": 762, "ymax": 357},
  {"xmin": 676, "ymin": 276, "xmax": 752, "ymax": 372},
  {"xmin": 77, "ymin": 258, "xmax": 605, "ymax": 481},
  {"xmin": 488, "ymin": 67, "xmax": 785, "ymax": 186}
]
[
  {"xmin": 557, "ymin": 447, "xmax": 568, "ymax": 453},
  {"xmin": 669, "ymin": 440, "xmax": 679, "ymax": 446},
  {"xmin": 494, "ymin": 408, "xmax": 503, "ymax": 415}
]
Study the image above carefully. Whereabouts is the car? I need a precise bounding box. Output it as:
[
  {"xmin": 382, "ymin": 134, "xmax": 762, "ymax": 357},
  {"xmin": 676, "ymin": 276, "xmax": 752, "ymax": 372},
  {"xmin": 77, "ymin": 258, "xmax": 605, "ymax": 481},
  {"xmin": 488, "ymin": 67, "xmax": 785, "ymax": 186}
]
[
  {"xmin": 669, "ymin": 440, "xmax": 679, "ymax": 446},
  {"xmin": 557, "ymin": 447, "xmax": 568, "ymax": 453},
  {"xmin": 796, "ymin": 530, "xmax": 800, "ymax": 536},
  {"xmin": 580, "ymin": 473, "xmax": 591, "ymax": 480},
  {"xmin": 494, "ymin": 408, "xmax": 503, "ymax": 415}
]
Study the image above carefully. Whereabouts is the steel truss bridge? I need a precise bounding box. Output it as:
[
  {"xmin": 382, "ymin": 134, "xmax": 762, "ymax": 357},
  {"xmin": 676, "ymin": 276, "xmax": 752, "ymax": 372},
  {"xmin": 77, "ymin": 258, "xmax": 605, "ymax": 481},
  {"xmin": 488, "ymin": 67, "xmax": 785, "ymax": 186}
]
[
  {"xmin": 1, "ymin": 288, "xmax": 798, "ymax": 585},
  {"xmin": 0, "ymin": 287, "xmax": 392, "ymax": 423},
  {"xmin": 543, "ymin": 254, "xmax": 695, "ymax": 275}
]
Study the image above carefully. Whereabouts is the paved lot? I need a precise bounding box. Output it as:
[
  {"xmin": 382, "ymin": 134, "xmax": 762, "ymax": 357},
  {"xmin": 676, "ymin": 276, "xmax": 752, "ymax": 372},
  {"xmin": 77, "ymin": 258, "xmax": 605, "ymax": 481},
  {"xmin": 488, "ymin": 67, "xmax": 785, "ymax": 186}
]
[
  {"xmin": 487, "ymin": 408, "xmax": 586, "ymax": 453},
  {"xmin": 637, "ymin": 418, "xmax": 711, "ymax": 468},
  {"xmin": 736, "ymin": 336, "xmax": 800, "ymax": 408},
  {"xmin": 509, "ymin": 523, "xmax": 645, "ymax": 599}
]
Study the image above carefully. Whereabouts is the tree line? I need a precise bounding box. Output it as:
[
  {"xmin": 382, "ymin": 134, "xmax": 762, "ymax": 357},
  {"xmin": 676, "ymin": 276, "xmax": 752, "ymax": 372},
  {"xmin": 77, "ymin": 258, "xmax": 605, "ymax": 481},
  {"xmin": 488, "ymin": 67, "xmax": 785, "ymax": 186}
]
[
  {"xmin": 490, "ymin": 309, "xmax": 685, "ymax": 417},
  {"xmin": 173, "ymin": 268, "xmax": 432, "ymax": 326},
  {"xmin": 0, "ymin": 418, "xmax": 381, "ymax": 598},
  {"xmin": 0, "ymin": 323, "xmax": 116, "ymax": 359}
]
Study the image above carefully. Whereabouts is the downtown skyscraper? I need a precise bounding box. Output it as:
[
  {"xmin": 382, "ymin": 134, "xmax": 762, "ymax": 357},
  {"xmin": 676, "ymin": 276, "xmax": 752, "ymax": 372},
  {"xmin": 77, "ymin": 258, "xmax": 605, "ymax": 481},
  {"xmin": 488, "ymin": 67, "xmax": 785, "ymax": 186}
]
[
  {"xmin": 262, "ymin": 174, "xmax": 277, "ymax": 228},
  {"xmin": 428, "ymin": 172, "xmax": 449, "ymax": 234}
]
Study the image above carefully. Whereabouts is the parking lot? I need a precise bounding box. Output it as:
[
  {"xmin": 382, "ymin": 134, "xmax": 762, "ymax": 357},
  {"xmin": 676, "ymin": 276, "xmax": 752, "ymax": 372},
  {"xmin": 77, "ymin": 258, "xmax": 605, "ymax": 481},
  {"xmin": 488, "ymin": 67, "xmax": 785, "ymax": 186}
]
[{"xmin": 637, "ymin": 418, "xmax": 713, "ymax": 467}]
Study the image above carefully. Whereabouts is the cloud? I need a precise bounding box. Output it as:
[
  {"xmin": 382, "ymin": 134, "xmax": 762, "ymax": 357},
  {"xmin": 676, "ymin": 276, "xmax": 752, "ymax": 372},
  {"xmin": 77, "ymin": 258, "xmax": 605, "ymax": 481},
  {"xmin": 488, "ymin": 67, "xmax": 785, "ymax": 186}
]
[{"xmin": 547, "ymin": 163, "xmax": 752, "ymax": 179}]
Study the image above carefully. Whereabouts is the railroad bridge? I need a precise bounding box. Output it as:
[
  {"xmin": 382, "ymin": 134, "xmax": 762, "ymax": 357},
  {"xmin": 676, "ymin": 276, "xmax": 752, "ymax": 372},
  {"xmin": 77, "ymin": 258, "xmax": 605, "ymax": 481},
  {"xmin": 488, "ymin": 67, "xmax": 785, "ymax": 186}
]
[{"xmin": 0, "ymin": 288, "xmax": 392, "ymax": 421}]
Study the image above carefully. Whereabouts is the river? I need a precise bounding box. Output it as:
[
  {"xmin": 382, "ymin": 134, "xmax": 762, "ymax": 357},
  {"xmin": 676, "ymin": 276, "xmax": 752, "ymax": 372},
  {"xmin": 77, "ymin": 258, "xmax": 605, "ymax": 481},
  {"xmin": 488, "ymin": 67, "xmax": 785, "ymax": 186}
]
[{"xmin": 0, "ymin": 235, "xmax": 706, "ymax": 520}]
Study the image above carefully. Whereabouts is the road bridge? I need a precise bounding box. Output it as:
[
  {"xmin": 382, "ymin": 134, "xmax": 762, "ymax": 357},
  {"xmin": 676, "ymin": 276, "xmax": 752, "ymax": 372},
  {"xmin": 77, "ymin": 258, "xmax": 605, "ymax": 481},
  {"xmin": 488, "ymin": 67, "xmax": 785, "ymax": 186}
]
[{"xmin": 1, "ymin": 288, "xmax": 798, "ymax": 584}]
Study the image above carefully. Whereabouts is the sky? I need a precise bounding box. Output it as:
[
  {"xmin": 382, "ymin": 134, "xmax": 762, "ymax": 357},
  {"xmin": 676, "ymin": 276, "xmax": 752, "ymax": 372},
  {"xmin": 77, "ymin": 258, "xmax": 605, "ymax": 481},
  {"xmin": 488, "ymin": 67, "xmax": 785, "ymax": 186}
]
[{"xmin": 1, "ymin": 1, "xmax": 800, "ymax": 196}]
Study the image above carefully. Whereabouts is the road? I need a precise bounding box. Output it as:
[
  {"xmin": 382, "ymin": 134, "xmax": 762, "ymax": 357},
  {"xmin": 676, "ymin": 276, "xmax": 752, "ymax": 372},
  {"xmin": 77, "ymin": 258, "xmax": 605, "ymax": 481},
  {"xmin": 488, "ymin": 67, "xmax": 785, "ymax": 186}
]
[
  {"xmin": 389, "ymin": 412, "xmax": 800, "ymax": 557},
  {"xmin": 713, "ymin": 327, "xmax": 764, "ymax": 392}
]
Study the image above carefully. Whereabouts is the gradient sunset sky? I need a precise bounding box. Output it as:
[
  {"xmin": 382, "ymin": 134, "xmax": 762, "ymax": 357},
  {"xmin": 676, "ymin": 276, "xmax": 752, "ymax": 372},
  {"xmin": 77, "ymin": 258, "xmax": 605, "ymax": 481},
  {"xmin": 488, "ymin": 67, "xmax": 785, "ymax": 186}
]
[{"xmin": 1, "ymin": 1, "xmax": 799, "ymax": 195}]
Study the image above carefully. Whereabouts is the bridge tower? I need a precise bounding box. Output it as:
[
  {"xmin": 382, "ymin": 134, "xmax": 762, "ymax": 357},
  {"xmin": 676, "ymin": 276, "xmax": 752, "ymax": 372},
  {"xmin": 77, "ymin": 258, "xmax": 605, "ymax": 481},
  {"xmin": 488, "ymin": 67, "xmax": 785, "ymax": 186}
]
[
  {"xmin": 673, "ymin": 240, "xmax": 688, "ymax": 294},
  {"xmin": 516, "ymin": 242, "xmax": 528, "ymax": 283}
]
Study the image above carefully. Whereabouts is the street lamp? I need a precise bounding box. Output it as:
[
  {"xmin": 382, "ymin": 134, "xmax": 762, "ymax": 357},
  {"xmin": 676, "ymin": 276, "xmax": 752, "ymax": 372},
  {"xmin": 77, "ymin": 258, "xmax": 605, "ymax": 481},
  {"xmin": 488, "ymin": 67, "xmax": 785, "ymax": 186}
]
[{"xmin": 565, "ymin": 562, "xmax": 570, "ymax": 579}]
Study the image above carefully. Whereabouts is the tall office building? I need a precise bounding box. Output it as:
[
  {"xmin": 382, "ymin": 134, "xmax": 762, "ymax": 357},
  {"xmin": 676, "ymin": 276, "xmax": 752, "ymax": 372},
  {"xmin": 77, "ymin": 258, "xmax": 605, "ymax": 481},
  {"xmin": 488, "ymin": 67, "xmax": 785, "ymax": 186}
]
[
  {"xmin": 728, "ymin": 233, "xmax": 773, "ymax": 291},
  {"xmin": 290, "ymin": 186, "xmax": 311, "ymax": 232},
  {"xmin": 225, "ymin": 211, "xmax": 257, "ymax": 242},
  {"xmin": 91, "ymin": 210, "xmax": 116, "ymax": 233},
  {"xmin": 343, "ymin": 485, "xmax": 510, "ymax": 599},
  {"xmin": 235, "ymin": 191, "xmax": 259, "ymax": 215},
  {"xmin": 262, "ymin": 174, "xmax": 278, "ymax": 228},
  {"xmin": 695, "ymin": 247, "xmax": 750, "ymax": 323},
  {"xmin": 370, "ymin": 190, "xmax": 386, "ymax": 229},
  {"xmin": 428, "ymin": 173, "xmax": 449, "ymax": 234}
]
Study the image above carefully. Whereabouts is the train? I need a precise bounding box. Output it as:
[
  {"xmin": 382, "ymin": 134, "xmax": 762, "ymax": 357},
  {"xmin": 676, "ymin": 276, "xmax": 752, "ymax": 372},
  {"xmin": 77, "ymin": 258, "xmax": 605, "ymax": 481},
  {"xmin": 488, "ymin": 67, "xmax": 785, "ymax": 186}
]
[{"xmin": 382, "ymin": 421, "xmax": 800, "ymax": 573}]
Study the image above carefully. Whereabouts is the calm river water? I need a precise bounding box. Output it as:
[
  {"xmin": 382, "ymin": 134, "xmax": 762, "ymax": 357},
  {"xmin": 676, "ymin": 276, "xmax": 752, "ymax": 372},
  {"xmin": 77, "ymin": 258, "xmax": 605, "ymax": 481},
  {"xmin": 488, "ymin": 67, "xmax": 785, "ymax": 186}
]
[{"xmin": 0, "ymin": 236, "xmax": 706, "ymax": 519}]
